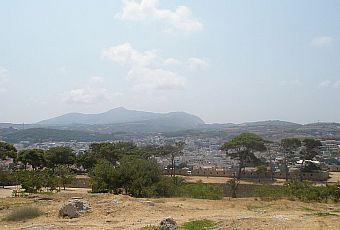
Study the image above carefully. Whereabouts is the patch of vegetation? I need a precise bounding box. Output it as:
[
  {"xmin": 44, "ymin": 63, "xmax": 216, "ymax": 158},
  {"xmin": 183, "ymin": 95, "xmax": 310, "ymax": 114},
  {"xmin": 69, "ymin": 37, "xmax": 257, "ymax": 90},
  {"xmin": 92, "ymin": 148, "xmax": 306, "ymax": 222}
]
[
  {"xmin": 256, "ymin": 180, "xmax": 340, "ymax": 202},
  {"xmin": 181, "ymin": 219, "xmax": 216, "ymax": 230},
  {"xmin": 4, "ymin": 206, "xmax": 43, "ymax": 221},
  {"xmin": 313, "ymin": 212, "xmax": 337, "ymax": 217},
  {"xmin": 299, "ymin": 206, "xmax": 318, "ymax": 212},
  {"xmin": 175, "ymin": 183, "xmax": 224, "ymax": 200}
]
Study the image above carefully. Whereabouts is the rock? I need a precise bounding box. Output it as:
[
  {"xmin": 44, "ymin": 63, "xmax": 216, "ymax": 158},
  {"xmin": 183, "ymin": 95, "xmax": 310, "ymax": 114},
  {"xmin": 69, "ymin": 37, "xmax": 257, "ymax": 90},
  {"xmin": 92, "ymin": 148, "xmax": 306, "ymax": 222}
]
[
  {"xmin": 59, "ymin": 199, "xmax": 91, "ymax": 218},
  {"xmin": 59, "ymin": 203, "xmax": 80, "ymax": 218},
  {"xmin": 272, "ymin": 215, "xmax": 289, "ymax": 221},
  {"xmin": 96, "ymin": 200, "xmax": 121, "ymax": 205},
  {"xmin": 159, "ymin": 217, "xmax": 178, "ymax": 230},
  {"xmin": 21, "ymin": 224, "xmax": 58, "ymax": 229},
  {"xmin": 139, "ymin": 200, "xmax": 156, "ymax": 206},
  {"xmin": 71, "ymin": 199, "xmax": 91, "ymax": 213}
]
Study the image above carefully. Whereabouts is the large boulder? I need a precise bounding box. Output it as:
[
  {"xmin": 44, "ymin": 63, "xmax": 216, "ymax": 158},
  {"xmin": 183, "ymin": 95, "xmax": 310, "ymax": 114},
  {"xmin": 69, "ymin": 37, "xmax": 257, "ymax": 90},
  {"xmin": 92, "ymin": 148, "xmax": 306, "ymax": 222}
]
[
  {"xmin": 159, "ymin": 217, "xmax": 178, "ymax": 230},
  {"xmin": 59, "ymin": 199, "xmax": 91, "ymax": 218},
  {"xmin": 59, "ymin": 203, "xmax": 80, "ymax": 218}
]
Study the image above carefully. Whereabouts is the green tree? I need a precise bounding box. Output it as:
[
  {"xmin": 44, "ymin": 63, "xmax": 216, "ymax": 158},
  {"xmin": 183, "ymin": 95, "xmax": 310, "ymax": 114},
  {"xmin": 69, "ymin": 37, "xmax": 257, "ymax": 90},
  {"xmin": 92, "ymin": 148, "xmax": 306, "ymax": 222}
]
[
  {"xmin": 280, "ymin": 138, "xmax": 301, "ymax": 181},
  {"xmin": 256, "ymin": 165, "xmax": 267, "ymax": 183},
  {"xmin": 17, "ymin": 149, "xmax": 46, "ymax": 170},
  {"xmin": 89, "ymin": 160, "xmax": 117, "ymax": 193},
  {"xmin": 87, "ymin": 141, "xmax": 138, "ymax": 165},
  {"xmin": 221, "ymin": 133, "xmax": 266, "ymax": 197},
  {"xmin": 0, "ymin": 141, "xmax": 17, "ymax": 160},
  {"xmin": 116, "ymin": 156, "xmax": 162, "ymax": 197},
  {"xmin": 159, "ymin": 142, "xmax": 185, "ymax": 178},
  {"xmin": 0, "ymin": 170, "xmax": 14, "ymax": 188},
  {"xmin": 45, "ymin": 146, "xmax": 76, "ymax": 168},
  {"xmin": 299, "ymin": 138, "xmax": 322, "ymax": 181},
  {"xmin": 55, "ymin": 165, "xmax": 75, "ymax": 190}
]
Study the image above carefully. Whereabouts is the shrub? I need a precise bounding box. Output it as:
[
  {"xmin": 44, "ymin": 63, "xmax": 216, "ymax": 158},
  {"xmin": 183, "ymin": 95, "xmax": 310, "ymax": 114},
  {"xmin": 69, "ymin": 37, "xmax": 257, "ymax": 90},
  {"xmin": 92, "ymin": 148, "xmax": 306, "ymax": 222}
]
[
  {"xmin": 4, "ymin": 206, "xmax": 43, "ymax": 221},
  {"xmin": 256, "ymin": 180, "xmax": 340, "ymax": 202},
  {"xmin": 154, "ymin": 177, "xmax": 177, "ymax": 197},
  {"xmin": 182, "ymin": 219, "xmax": 216, "ymax": 230},
  {"xmin": 175, "ymin": 183, "xmax": 224, "ymax": 200}
]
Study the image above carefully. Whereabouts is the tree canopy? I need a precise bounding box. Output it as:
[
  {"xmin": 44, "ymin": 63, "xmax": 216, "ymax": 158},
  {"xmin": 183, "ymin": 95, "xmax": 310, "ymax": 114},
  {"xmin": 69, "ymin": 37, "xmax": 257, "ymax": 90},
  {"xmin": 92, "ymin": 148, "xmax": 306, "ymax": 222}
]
[
  {"xmin": 45, "ymin": 146, "xmax": 76, "ymax": 167},
  {"xmin": 0, "ymin": 141, "xmax": 17, "ymax": 160},
  {"xmin": 17, "ymin": 149, "xmax": 46, "ymax": 170}
]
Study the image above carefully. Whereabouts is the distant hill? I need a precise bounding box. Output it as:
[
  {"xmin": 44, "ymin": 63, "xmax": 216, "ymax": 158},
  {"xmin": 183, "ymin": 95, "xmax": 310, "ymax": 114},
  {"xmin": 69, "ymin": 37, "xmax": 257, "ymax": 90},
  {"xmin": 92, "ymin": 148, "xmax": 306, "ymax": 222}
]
[
  {"xmin": 38, "ymin": 107, "xmax": 205, "ymax": 132},
  {"xmin": 1, "ymin": 113, "xmax": 339, "ymax": 143}
]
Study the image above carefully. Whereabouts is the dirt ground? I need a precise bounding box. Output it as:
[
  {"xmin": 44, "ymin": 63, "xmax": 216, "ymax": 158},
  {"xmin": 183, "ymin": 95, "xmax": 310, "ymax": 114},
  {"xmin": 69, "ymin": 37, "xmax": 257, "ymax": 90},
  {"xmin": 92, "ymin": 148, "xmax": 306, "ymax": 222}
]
[
  {"xmin": 181, "ymin": 172, "xmax": 340, "ymax": 185},
  {"xmin": 1, "ymin": 187, "xmax": 340, "ymax": 230}
]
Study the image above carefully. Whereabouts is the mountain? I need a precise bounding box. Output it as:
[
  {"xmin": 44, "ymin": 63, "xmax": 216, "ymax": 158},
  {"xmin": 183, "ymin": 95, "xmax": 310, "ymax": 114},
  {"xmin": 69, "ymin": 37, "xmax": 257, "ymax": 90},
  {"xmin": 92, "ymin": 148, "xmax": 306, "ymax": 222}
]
[{"xmin": 37, "ymin": 107, "xmax": 205, "ymax": 131}]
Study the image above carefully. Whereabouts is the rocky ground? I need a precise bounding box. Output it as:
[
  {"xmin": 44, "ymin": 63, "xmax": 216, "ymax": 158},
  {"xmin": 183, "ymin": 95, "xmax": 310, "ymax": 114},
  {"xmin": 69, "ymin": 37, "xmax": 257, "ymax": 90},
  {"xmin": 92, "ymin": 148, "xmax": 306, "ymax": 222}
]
[{"xmin": 0, "ymin": 187, "xmax": 340, "ymax": 230}]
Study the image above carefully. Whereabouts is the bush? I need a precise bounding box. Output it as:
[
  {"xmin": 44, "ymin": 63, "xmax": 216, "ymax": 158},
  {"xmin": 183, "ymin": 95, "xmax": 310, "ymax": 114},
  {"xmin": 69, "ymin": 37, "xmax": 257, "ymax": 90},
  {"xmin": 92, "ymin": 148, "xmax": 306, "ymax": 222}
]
[
  {"xmin": 4, "ymin": 206, "xmax": 43, "ymax": 221},
  {"xmin": 182, "ymin": 219, "xmax": 216, "ymax": 230},
  {"xmin": 175, "ymin": 183, "xmax": 224, "ymax": 200},
  {"xmin": 256, "ymin": 180, "xmax": 340, "ymax": 202},
  {"xmin": 154, "ymin": 177, "xmax": 177, "ymax": 197}
]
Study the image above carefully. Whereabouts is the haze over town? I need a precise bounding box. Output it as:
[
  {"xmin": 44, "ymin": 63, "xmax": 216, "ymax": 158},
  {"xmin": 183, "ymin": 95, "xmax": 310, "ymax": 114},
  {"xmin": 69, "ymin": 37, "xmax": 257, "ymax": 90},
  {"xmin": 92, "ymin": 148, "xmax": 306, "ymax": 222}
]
[{"xmin": 1, "ymin": 0, "xmax": 340, "ymax": 124}]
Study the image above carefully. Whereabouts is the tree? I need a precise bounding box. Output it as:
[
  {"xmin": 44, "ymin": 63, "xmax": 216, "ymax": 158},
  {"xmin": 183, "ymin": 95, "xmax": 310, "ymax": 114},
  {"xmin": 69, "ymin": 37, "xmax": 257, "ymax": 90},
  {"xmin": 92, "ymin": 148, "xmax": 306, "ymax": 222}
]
[
  {"xmin": 221, "ymin": 133, "xmax": 266, "ymax": 197},
  {"xmin": 89, "ymin": 160, "xmax": 117, "ymax": 193},
  {"xmin": 299, "ymin": 138, "xmax": 322, "ymax": 181},
  {"xmin": 0, "ymin": 169, "xmax": 14, "ymax": 188},
  {"xmin": 280, "ymin": 138, "xmax": 301, "ymax": 181},
  {"xmin": 87, "ymin": 142, "xmax": 138, "ymax": 165},
  {"xmin": 45, "ymin": 146, "xmax": 76, "ymax": 168},
  {"xmin": 55, "ymin": 165, "xmax": 75, "ymax": 190},
  {"xmin": 115, "ymin": 156, "xmax": 162, "ymax": 197},
  {"xmin": 256, "ymin": 165, "xmax": 267, "ymax": 183},
  {"xmin": 0, "ymin": 141, "xmax": 17, "ymax": 160},
  {"xmin": 17, "ymin": 149, "xmax": 46, "ymax": 170},
  {"xmin": 159, "ymin": 142, "xmax": 185, "ymax": 178}
]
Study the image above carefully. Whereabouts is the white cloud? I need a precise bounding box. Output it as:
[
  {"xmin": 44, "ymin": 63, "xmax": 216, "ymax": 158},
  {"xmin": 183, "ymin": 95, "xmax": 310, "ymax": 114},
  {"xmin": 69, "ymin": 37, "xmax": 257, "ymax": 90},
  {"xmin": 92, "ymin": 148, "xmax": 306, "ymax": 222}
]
[
  {"xmin": 187, "ymin": 58, "xmax": 209, "ymax": 71},
  {"xmin": 63, "ymin": 87, "xmax": 110, "ymax": 104},
  {"xmin": 103, "ymin": 43, "xmax": 207, "ymax": 91},
  {"xmin": 116, "ymin": 0, "xmax": 203, "ymax": 33},
  {"xmin": 63, "ymin": 77, "xmax": 122, "ymax": 105},
  {"xmin": 318, "ymin": 80, "xmax": 340, "ymax": 89},
  {"xmin": 319, "ymin": 80, "xmax": 332, "ymax": 88},
  {"xmin": 102, "ymin": 43, "xmax": 158, "ymax": 67},
  {"xmin": 128, "ymin": 67, "xmax": 186, "ymax": 90},
  {"xmin": 334, "ymin": 80, "xmax": 340, "ymax": 88},
  {"xmin": 163, "ymin": 58, "xmax": 181, "ymax": 66},
  {"xmin": 310, "ymin": 36, "xmax": 335, "ymax": 48}
]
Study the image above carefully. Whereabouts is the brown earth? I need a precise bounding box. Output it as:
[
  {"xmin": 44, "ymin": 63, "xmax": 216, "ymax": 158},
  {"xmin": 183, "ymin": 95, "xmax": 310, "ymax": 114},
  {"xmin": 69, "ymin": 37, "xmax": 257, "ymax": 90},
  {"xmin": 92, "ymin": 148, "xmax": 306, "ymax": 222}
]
[{"xmin": 0, "ymin": 187, "xmax": 340, "ymax": 230}]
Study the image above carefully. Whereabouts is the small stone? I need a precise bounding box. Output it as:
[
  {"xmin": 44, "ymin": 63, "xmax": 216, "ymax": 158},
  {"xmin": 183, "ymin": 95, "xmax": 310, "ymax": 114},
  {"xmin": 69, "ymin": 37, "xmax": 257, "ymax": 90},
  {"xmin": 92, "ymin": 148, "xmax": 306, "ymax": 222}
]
[{"xmin": 159, "ymin": 217, "xmax": 178, "ymax": 230}]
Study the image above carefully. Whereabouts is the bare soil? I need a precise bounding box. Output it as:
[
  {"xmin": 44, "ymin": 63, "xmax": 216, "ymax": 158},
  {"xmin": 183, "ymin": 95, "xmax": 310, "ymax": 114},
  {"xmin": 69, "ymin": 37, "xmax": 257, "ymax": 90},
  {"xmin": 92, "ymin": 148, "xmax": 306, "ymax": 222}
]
[{"xmin": 1, "ymin": 187, "xmax": 339, "ymax": 230}]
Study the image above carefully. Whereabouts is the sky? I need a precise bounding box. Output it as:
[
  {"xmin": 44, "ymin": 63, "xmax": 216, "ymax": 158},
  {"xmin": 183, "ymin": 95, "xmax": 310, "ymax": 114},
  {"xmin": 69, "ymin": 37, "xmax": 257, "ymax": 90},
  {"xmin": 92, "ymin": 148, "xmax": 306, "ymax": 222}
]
[{"xmin": 0, "ymin": 0, "xmax": 339, "ymax": 124}]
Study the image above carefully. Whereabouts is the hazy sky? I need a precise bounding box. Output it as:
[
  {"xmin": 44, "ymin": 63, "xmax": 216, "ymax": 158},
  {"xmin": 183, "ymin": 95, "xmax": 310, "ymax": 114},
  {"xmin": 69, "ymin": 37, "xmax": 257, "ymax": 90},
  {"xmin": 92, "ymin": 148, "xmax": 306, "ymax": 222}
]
[{"xmin": 1, "ymin": 0, "xmax": 339, "ymax": 124}]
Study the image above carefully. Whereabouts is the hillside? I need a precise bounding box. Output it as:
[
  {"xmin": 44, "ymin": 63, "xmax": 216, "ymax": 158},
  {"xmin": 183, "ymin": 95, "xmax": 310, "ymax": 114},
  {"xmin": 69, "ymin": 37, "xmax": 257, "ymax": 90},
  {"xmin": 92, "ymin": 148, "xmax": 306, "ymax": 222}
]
[{"xmin": 38, "ymin": 107, "xmax": 205, "ymax": 127}]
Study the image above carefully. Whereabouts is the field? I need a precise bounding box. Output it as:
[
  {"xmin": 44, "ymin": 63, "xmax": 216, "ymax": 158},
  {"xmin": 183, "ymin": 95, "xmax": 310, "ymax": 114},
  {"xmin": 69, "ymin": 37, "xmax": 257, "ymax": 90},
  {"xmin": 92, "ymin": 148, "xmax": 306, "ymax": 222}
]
[{"xmin": 1, "ymin": 187, "xmax": 340, "ymax": 230}]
